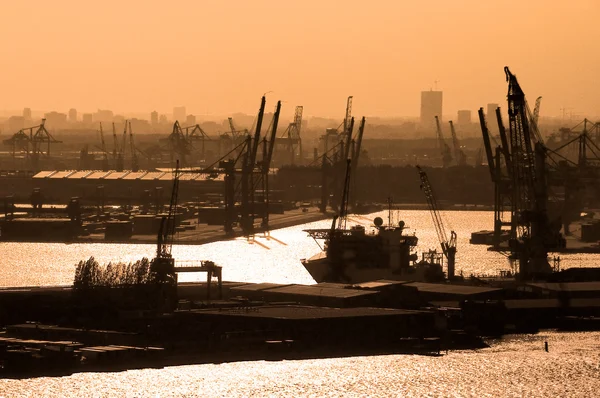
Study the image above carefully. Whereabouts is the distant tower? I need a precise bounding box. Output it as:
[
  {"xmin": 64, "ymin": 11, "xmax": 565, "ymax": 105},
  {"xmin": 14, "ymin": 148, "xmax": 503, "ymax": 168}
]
[
  {"xmin": 68, "ymin": 108, "xmax": 77, "ymax": 122},
  {"xmin": 487, "ymin": 103, "xmax": 499, "ymax": 133},
  {"xmin": 173, "ymin": 106, "xmax": 186, "ymax": 122},
  {"xmin": 159, "ymin": 114, "xmax": 167, "ymax": 124},
  {"xmin": 457, "ymin": 110, "xmax": 472, "ymax": 125},
  {"xmin": 82, "ymin": 113, "xmax": 93, "ymax": 125},
  {"xmin": 420, "ymin": 90, "xmax": 443, "ymax": 127},
  {"xmin": 150, "ymin": 111, "xmax": 159, "ymax": 125},
  {"xmin": 185, "ymin": 114, "xmax": 196, "ymax": 126},
  {"xmin": 22, "ymin": 108, "xmax": 32, "ymax": 120}
]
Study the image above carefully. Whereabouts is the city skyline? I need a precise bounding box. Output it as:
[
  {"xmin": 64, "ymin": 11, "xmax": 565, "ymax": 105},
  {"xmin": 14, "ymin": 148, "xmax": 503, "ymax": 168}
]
[{"xmin": 0, "ymin": 1, "xmax": 598, "ymax": 121}]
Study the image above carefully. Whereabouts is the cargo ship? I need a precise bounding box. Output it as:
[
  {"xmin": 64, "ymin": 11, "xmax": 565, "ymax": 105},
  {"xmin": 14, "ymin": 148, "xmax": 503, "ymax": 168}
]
[{"xmin": 302, "ymin": 214, "xmax": 445, "ymax": 284}]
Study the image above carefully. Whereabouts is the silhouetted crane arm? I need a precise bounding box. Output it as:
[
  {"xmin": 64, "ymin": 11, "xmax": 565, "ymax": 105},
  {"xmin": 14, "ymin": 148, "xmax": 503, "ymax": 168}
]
[
  {"xmin": 157, "ymin": 160, "xmax": 180, "ymax": 259},
  {"xmin": 343, "ymin": 117, "xmax": 354, "ymax": 161},
  {"xmin": 449, "ymin": 120, "xmax": 466, "ymax": 166},
  {"xmin": 264, "ymin": 101, "xmax": 281, "ymax": 173},
  {"xmin": 351, "ymin": 117, "xmax": 365, "ymax": 172},
  {"xmin": 250, "ymin": 96, "xmax": 266, "ymax": 167},
  {"xmin": 417, "ymin": 165, "xmax": 455, "ymax": 257},
  {"xmin": 435, "ymin": 116, "xmax": 453, "ymax": 167},
  {"xmin": 343, "ymin": 96, "xmax": 353, "ymax": 135},
  {"xmin": 478, "ymin": 108, "xmax": 496, "ymax": 181}
]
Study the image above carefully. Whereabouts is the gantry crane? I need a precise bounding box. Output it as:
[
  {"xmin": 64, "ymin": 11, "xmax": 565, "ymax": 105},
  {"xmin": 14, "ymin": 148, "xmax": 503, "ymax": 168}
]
[
  {"xmin": 167, "ymin": 121, "xmax": 191, "ymax": 167},
  {"xmin": 448, "ymin": 121, "xmax": 467, "ymax": 166},
  {"xmin": 435, "ymin": 116, "xmax": 453, "ymax": 168},
  {"xmin": 183, "ymin": 124, "xmax": 211, "ymax": 161},
  {"xmin": 2, "ymin": 119, "xmax": 62, "ymax": 171},
  {"xmin": 417, "ymin": 165, "xmax": 457, "ymax": 279},
  {"xmin": 280, "ymin": 106, "xmax": 304, "ymax": 165},
  {"xmin": 227, "ymin": 117, "xmax": 249, "ymax": 141}
]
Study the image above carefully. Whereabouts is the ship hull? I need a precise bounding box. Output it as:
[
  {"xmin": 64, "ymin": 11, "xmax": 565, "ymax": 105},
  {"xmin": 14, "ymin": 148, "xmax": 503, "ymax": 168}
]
[{"xmin": 302, "ymin": 253, "xmax": 425, "ymax": 284}]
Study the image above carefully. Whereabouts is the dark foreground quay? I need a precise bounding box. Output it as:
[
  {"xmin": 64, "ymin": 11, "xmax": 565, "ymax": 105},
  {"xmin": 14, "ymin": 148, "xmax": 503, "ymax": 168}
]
[{"xmin": 1, "ymin": 279, "xmax": 600, "ymax": 378}]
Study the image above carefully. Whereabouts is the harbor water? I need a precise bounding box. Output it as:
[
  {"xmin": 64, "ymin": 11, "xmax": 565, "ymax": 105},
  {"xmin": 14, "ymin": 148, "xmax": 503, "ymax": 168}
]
[{"xmin": 1, "ymin": 210, "xmax": 600, "ymax": 396}]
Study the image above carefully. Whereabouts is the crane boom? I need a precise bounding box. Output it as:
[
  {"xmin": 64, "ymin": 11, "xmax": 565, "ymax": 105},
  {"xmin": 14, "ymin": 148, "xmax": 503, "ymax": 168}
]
[
  {"xmin": 533, "ymin": 96, "xmax": 542, "ymax": 126},
  {"xmin": 527, "ymin": 96, "xmax": 544, "ymax": 144},
  {"xmin": 435, "ymin": 116, "xmax": 453, "ymax": 167},
  {"xmin": 449, "ymin": 121, "xmax": 467, "ymax": 166},
  {"xmin": 417, "ymin": 165, "xmax": 457, "ymax": 279},
  {"xmin": 343, "ymin": 117, "xmax": 354, "ymax": 161},
  {"xmin": 112, "ymin": 122, "xmax": 118, "ymax": 160},
  {"xmin": 293, "ymin": 106, "xmax": 303, "ymax": 135},
  {"xmin": 99, "ymin": 123, "xmax": 108, "ymax": 171},
  {"xmin": 157, "ymin": 161, "xmax": 180, "ymax": 259},
  {"xmin": 351, "ymin": 117, "xmax": 365, "ymax": 172},
  {"xmin": 478, "ymin": 108, "xmax": 496, "ymax": 181},
  {"xmin": 250, "ymin": 96, "xmax": 266, "ymax": 168},
  {"xmin": 264, "ymin": 101, "xmax": 281, "ymax": 173},
  {"xmin": 496, "ymin": 107, "xmax": 512, "ymax": 173},
  {"xmin": 337, "ymin": 159, "xmax": 352, "ymax": 230},
  {"xmin": 129, "ymin": 121, "xmax": 139, "ymax": 172},
  {"xmin": 228, "ymin": 117, "xmax": 237, "ymax": 136},
  {"xmin": 343, "ymin": 96, "xmax": 353, "ymax": 135}
]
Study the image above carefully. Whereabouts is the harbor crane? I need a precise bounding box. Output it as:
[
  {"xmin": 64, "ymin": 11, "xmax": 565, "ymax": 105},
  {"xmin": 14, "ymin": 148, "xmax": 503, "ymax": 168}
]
[
  {"xmin": 259, "ymin": 100, "xmax": 282, "ymax": 228},
  {"xmin": 183, "ymin": 124, "xmax": 211, "ymax": 160},
  {"xmin": 435, "ymin": 116, "xmax": 453, "ymax": 168},
  {"xmin": 343, "ymin": 97, "xmax": 353, "ymax": 133},
  {"xmin": 167, "ymin": 121, "xmax": 191, "ymax": 167},
  {"xmin": 152, "ymin": 160, "xmax": 180, "ymax": 305},
  {"xmin": 128, "ymin": 121, "xmax": 139, "ymax": 172},
  {"xmin": 532, "ymin": 96, "xmax": 542, "ymax": 127},
  {"xmin": 227, "ymin": 117, "xmax": 248, "ymax": 141},
  {"xmin": 504, "ymin": 66, "xmax": 564, "ymax": 278},
  {"xmin": 448, "ymin": 121, "xmax": 467, "ymax": 166},
  {"xmin": 2, "ymin": 119, "xmax": 62, "ymax": 170},
  {"xmin": 112, "ymin": 123, "xmax": 124, "ymax": 171},
  {"xmin": 98, "ymin": 123, "xmax": 109, "ymax": 171},
  {"xmin": 349, "ymin": 117, "xmax": 366, "ymax": 208},
  {"xmin": 526, "ymin": 96, "xmax": 544, "ymax": 145},
  {"xmin": 115, "ymin": 122, "xmax": 128, "ymax": 171},
  {"xmin": 479, "ymin": 108, "xmax": 512, "ymax": 248},
  {"xmin": 417, "ymin": 165, "xmax": 457, "ymax": 279},
  {"xmin": 280, "ymin": 106, "xmax": 304, "ymax": 165}
]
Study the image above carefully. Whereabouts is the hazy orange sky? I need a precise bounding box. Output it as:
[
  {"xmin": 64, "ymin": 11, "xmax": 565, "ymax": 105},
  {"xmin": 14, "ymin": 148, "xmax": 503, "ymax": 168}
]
[{"xmin": 1, "ymin": 0, "xmax": 598, "ymax": 120}]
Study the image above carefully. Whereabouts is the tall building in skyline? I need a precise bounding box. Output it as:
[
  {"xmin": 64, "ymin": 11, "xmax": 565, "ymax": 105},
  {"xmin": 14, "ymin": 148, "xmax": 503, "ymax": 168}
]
[
  {"xmin": 159, "ymin": 114, "xmax": 167, "ymax": 124},
  {"xmin": 457, "ymin": 110, "xmax": 471, "ymax": 125},
  {"xmin": 420, "ymin": 90, "xmax": 443, "ymax": 128},
  {"xmin": 185, "ymin": 114, "xmax": 196, "ymax": 126},
  {"xmin": 44, "ymin": 111, "xmax": 68, "ymax": 128},
  {"xmin": 173, "ymin": 106, "xmax": 186, "ymax": 122},
  {"xmin": 7, "ymin": 116, "xmax": 25, "ymax": 132},
  {"xmin": 94, "ymin": 109, "xmax": 114, "ymax": 123},
  {"xmin": 487, "ymin": 103, "xmax": 499, "ymax": 132},
  {"xmin": 68, "ymin": 108, "xmax": 77, "ymax": 122},
  {"xmin": 82, "ymin": 113, "xmax": 93, "ymax": 125},
  {"xmin": 150, "ymin": 111, "xmax": 158, "ymax": 125},
  {"xmin": 22, "ymin": 107, "xmax": 32, "ymax": 121}
]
